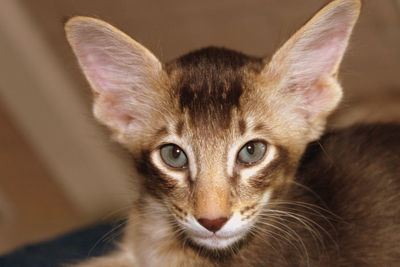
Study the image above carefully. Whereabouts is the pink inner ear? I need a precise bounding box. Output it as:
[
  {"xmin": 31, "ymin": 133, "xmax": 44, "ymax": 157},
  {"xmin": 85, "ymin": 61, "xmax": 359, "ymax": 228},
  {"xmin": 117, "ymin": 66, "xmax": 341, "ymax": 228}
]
[
  {"xmin": 101, "ymin": 97, "xmax": 134, "ymax": 129},
  {"xmin": 68, "ymin": 21, "xmax": 163, "ymax": 135},
  {"xmin": 77, "ymin": 44, "xmax": 139, "ymax": 130},
  {"xmin": 291, "ymin": 35, "xmax": 346, "ymax": 92},
  {"xmin": 286, "ymin": 29, "xmax": 349, "ymax": 114},
  {"xmin": 82, "ymin": 48, "xmax": 118, "ymax": 93},
  {"xmin": 303, "ymin": 78, "xmax": 334, "ymax": 117}
]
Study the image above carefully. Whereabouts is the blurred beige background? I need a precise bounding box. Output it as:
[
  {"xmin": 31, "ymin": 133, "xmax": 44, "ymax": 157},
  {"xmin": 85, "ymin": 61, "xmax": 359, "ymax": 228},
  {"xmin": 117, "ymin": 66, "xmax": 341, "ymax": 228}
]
[{"xmin": 0, "ymin": 0, "xmax": 399, "ymax": 256}]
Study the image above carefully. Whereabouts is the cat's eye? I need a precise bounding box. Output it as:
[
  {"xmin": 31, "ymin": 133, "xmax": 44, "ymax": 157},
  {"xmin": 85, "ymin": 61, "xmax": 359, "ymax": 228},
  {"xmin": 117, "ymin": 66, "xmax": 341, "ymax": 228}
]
[
  {"xmin": 237, "ymin": 141, "xmax": 267, "ymax": 165},
  {"xmin": 160, "ymin": 144, "xmax": 188, "ymax": 169}
]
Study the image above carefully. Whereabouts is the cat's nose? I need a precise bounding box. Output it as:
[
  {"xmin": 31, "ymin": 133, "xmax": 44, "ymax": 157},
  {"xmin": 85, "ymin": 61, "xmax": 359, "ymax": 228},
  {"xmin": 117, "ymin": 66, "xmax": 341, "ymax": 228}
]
[{"xmin": 197, "ymin": 217, "xmax": 228, "ymax": 232}]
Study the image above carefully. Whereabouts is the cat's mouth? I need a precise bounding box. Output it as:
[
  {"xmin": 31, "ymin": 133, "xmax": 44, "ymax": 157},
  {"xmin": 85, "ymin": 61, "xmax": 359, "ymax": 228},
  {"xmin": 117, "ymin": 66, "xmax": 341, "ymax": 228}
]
[
  {"xmin": 188, "ymin": 226, "xmax": 246, "ymax": 250},
  {"xmin": 190, "ymin": 232, "xmax": 244, "ymax": 249},
  {"xmin": 178, "ymin": 214, "xmax": 255, "ymax": 250}
]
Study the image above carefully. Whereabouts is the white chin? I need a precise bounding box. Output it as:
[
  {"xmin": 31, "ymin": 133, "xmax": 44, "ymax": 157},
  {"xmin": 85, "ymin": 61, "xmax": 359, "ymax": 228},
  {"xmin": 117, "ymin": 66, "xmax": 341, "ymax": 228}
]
[{"xmin": 191, "ymin": 233, "xmax": 243, "ymax": 249}]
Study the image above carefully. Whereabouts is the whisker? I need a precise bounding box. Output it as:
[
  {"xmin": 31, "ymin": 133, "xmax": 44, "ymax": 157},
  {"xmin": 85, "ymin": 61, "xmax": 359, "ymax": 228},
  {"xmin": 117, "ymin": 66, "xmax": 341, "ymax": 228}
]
[
  {"xmin": 259, "ymin": 200, "xmax": 341, "ymax": 255},
  {"xmin": 289, "ymin": 180, "xmax": 331, "ymax": 209},
  {"xmin": 249, "ymin": 226, "xmax": 291, "ymax": 266},
  {"xmin": 256, "ymin": 219, "xmax": 309, "ymax": 265},
  {"xmin": 260, "ymin": 210, "xmax": 325, "ymax": 254},
  {"xmin": 100, "ymin": 205, "xmax": 133, "ymax": 222},
  {"xmin": 88, "ymin": 220, "xmax": 127, "ymax": 256},
  {"xmin": 270, "ymin": 200, "xmax": 344, "ymax": 223},
  {"xmin": 248, "ymin": 225, "xmax": 281, "ymax": 254}
]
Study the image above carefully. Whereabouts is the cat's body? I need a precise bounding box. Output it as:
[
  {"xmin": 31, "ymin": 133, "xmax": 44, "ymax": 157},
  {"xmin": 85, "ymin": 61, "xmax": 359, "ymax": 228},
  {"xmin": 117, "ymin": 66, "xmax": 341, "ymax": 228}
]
[
  {"xmin": 65, "ymin": 0, "xmax": 400, "ymax": 266},
  {"xmin": 73, "ymin": 124, "xmax": 400, "ymax": 267}
]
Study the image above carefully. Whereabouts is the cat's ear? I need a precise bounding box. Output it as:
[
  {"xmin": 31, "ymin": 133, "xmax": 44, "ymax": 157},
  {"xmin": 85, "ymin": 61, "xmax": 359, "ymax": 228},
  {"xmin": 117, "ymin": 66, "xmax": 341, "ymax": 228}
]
[
  {"xmin": 65, "ymin": 17, "xmax": 165, "ymax": 140},
  {"xmin": 265, "ymin": 0, "xmax": 361, "ymax": 137}
]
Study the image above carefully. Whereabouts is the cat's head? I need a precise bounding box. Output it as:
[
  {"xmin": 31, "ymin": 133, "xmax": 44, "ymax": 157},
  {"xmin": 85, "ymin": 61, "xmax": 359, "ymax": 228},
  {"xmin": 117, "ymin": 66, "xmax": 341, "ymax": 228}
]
[{"xmin": 66, "ymin": 0, "xmax": 360, "ymax": 252}]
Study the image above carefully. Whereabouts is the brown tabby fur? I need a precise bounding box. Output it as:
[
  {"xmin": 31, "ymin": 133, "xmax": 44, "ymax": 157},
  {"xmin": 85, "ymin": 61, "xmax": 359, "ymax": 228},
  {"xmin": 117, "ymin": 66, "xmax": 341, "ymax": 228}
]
[{"xmin": 65, "ymin": 0, "xmax": 400, "ymax": 266}]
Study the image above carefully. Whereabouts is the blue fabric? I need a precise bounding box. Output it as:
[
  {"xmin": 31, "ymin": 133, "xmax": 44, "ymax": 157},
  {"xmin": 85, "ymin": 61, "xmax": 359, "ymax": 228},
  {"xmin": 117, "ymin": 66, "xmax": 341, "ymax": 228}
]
[{"xmin": 0, "ymin": 222, "xmax": 120, "ymax": 266}]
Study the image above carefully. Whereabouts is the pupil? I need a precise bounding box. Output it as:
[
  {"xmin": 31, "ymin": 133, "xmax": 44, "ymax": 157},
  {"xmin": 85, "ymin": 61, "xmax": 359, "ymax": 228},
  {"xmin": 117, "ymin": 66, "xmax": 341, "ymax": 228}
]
[
  {"xmin": 172, "ymin": 146, "xmax": 181, "ymax": 158},
  {"xmin": 247, "ymin": 143, "xmax": 255, "ymax": 155}
]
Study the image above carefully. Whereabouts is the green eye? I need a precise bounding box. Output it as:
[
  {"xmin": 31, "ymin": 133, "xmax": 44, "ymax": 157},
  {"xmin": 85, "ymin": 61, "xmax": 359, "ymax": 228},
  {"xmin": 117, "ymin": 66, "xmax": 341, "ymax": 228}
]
[
  {"xmin": 160, "ymin": 144, "xmax": 188, "ymax": 169},
  {"xmin": 237, "ymin": 141, "xmax": 267, "ymax": 165}
]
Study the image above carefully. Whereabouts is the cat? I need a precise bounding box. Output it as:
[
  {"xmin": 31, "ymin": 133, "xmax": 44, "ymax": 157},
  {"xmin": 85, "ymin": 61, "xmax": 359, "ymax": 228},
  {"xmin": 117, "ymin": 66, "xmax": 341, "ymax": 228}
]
[{"xmin": 65, "ymin": 0, "xmax": 400, "ymax": 266}]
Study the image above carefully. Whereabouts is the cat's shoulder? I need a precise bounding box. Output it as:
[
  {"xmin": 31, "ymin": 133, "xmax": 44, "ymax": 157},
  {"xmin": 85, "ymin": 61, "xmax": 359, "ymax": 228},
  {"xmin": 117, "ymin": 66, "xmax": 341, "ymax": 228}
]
[
  {"xmin": 298, "ymin": 123, "xmax": 400, "ymax": 200},
  {"xmin": 302, "ymin": 123, "xmax": 400, "ymax": 166}
]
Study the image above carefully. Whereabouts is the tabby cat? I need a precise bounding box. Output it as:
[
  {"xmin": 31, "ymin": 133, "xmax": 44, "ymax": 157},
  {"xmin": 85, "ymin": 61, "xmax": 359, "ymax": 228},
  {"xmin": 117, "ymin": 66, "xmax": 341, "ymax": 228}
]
[{"xmin": 65, "ymin": 0, "xmax": 400, "ymax": 266}]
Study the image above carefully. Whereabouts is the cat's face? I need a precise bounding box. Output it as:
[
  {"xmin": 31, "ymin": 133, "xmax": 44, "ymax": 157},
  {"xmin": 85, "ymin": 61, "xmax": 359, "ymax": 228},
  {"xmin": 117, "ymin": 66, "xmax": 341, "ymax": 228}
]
[
  {"xmin": 133, "ymin": 49, "xmax": 306, "ymax": 250},
  {"xmin": 65, "ymin": 0, "xmax": 360, "ymax": 252}
]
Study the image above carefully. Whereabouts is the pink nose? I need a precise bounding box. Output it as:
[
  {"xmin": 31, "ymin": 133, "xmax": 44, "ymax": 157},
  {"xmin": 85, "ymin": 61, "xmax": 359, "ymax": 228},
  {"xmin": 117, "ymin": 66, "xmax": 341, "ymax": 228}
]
[{"xmin": 197, "ymin": 217, "xmax": 228, "ymax": 232}]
